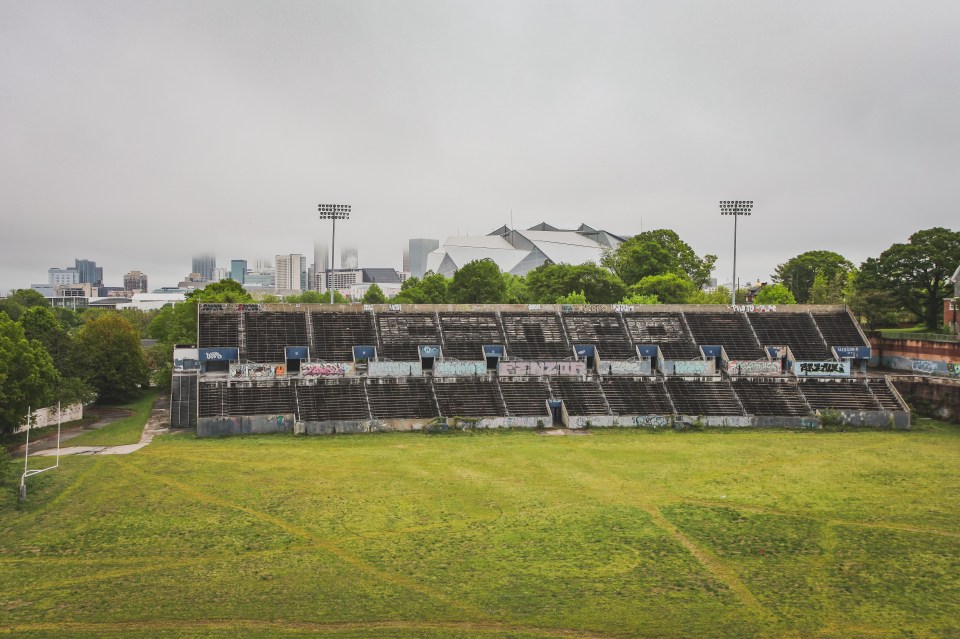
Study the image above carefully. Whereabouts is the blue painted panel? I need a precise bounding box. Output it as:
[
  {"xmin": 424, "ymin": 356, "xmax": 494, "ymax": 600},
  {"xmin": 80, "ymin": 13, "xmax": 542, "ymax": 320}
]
[
  {"xmin": 574, "ymin": 344, "xmax": 595, "ymax": 357},
  {"xmin": 483, "ymin": 345, "xmax": 505, "ymax": 358},
  {"xmin": 701, "ymin": 345, "xmax": 723, "ymax": 358},
  {"xmin": 419, "ymin": 344, "xmax": 441, "ymax": 358},
  {"xmin": 199, "ymin": 347, "xmax": 239, "ymax": 362},
  {"xmin": 834, "ymin": 346, "xmax": 871, "ymax": 359},
  {"xmin": 352, "ymin": 345, "xmax": 376, "ymax": 361},
  {"xmin": 637, "ymin": 345, "xmax": 660, "ymax": 358},
  {"xmin": 285, "ymin": 346, "xmax": 309, "ymax": 360}
]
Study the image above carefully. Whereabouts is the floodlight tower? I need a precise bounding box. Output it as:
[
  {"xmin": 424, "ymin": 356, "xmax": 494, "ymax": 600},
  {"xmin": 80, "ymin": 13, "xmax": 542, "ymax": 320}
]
[
  {"xmin": 719, "ymin": 200, "xmax": 753, "ymax": 306},
  {"xmin": 317, "ymin": 204, "xmax": 351, "ymax": 304}
]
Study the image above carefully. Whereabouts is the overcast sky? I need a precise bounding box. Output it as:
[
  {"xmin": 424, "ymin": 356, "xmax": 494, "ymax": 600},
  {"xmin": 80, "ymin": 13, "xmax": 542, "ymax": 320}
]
[{"xmin": 2, "ymin": 0, "xmax": 958, "ymax": 294}]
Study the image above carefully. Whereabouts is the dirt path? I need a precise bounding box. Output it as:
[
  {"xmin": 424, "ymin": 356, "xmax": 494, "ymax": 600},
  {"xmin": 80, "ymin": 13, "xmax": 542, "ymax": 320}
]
[{"xmin": 28, "ymin": 394, "xmax": 170, "ymax": 458}]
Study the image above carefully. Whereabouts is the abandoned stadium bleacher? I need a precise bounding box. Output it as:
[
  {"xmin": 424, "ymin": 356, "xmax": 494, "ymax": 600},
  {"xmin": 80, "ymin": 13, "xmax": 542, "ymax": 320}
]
[{"xmin": 178, "ymin": 303, "xmax": 908, "ymax": 436}]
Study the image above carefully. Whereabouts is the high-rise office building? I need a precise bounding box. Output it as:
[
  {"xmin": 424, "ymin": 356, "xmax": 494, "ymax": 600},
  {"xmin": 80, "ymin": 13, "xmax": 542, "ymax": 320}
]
[
  {"xmin": 408, "ymin": 239, "xmax": 440, "ymax": 278},
  {"xmin": 192, "ymin": 254, "xmax": 216, "ymax": 282},
  {"xmin": 275, "ymin": 254, "xmax": 304, "ymax": 291},
  {"xmin": 341, "ymin": 247, "xmax": 359, "ymax": 270},
  {"xmin": 123, "ymin": 271, "xmax": 149, "ymax": 293},
  {"xmin": 49, "ymin": 267, "xmax": 80, "ymax": 286},
  {"xmin": 230, "ymin": 260, "xmax": 247, "ymax": 284},
  {"xmin": 74, "ymin": 259, "xmax": 103, "ymax": 286}
]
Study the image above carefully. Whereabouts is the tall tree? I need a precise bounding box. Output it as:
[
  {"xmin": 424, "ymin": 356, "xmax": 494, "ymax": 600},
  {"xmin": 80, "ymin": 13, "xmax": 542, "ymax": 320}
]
[
  {"xmin": 0, "ymin": 288, "xmax": 50, "ymax": 322},
  {"xmin": 76, "ymin": 315, "xmax": 149, "ymax": 403},
  {"xmin": 525, "ymin": 263, "xmax": 627, "ymax": 304},
  {"xmin": 870, "ymin": 227, "xmax": 960, "ymax": 329},
  {"xmin": 449, "ymin": 259, "xmax": 506, "ymax": 303},
  {"xmin": 772, "ymin": 250, "xmax": 853, "ymax": 303},
  {"xmin": 603, "ymin": 229, "xmax": 716, "ymax": 288},
  {"xmin": 631, "ymin": 273, "xmax": 696, "ymax": 304},
  {"xmin": 0, "ymin": 313, "xmax": 59, "ymax": 434},
  {"xmin": 361, "ymin": 284, "xmax": 388, "ymax": 304},
  {"xmin": 753, "ymin": 283, "xmax": 797, "ymax": 304}
]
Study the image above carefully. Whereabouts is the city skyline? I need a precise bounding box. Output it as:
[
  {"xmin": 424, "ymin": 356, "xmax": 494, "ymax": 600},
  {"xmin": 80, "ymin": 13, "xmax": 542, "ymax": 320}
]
[{"xmin": 2, "ymin": 1, "xmax": 958, "ymax": 294}]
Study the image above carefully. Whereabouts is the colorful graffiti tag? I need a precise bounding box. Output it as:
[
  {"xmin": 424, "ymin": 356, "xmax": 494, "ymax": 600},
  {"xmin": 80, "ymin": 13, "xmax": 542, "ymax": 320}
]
[
  {"xmin": 498, "ymin": 361, "xmax": 587, "ymax": 376},
  {"xmin": 301, "ymin": 362, "xmax": 353, "ymax": 377}
]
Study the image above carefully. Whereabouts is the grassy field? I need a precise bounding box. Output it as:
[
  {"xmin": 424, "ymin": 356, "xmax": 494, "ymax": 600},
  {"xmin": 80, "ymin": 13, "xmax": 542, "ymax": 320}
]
[
  {"xmin": 1, "ymin": 419, "xmax": 958, "ymax": 638},
  {"xmin": 67, "ymin": 391, "xmax": 159, "ymax": 447}
]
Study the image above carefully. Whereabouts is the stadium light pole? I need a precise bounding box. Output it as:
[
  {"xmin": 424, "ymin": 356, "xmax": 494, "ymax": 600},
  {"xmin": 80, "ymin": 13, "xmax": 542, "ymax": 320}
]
[
  {"xmin": 317, "ymin": 204, "xmax": 351, "ymax": 304},
  {"xmin": 719, "ymin": 200, "xmax": 753, "ymax": 306}
]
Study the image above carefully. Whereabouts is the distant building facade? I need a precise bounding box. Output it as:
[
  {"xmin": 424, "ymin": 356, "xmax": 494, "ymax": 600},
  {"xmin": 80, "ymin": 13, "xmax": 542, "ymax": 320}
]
[
  {"xmin": 230, "ymin": 260, "xmax": 247, "ymax": 284},
  {"xmin": 275, "ymin": 254, "xmax": 304, "ymax": 291},
  {"xmin": 48, "ymin": 268, "xmax": 80, "ymax": 286},
  {"xmin": 192, "ymin": 254, "xmax": 216, "ymax": 282},
  {"xmin": 341, "ymin": 247, "xmax": 359, "ymax": 270},
  {"xmin": 123, "ymin": 271, "xmax": 149, "ymax": 293},
  {"xmin": 408, "ymin": 238, "xmax": 440, "ymax": 278},
  {"xmin": 73, "ymin": 259, "xmax": 103, "ymax": 286}
]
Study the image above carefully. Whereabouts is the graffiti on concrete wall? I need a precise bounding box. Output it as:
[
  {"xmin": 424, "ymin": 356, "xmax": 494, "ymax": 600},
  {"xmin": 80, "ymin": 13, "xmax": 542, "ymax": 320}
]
[
  {"xmin": 301, "ymin": 362, "xmax": 354, "ymax": 377},
  {"xmin": 369, "ymin": 361, "xmax": 422, "ymax": 377},
  {"xmin": 669, "ymin": 360, "xmax": 714, "ymax": 376},
  {"xmin": 727, "ymin": 360, "xmax": 781, "ymax": 376},
  {"xmin": 730, "ymin": 304, "xmax": 777, "ymax": 313},
  {"xmin": 794, "ymin": 360, "xmax": 851, "ymax": 377},
  {"xmin": 498, "ymin": 361, "xmax": 587, "ymax": 376},
  {"xmin": 16, "ymin": 403, "xmax": 84, "ymax": 434},
  {"xmin": 434, "ymin": 361, "xmax": 487, "ymax": 377},
  {"xmin": 598, "ymin": 360, "xmax": 652, "ymax": 376},
  {"xmin": 882, "ymin": 356, "xmax": 960, "ymax": 378},
  {"xmin": 230, "ymin": 363, "xmax": 286, "ymax": 379}
]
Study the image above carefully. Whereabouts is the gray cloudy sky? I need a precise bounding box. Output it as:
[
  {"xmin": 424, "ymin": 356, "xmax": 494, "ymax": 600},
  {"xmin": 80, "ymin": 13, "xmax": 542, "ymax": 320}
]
[{"xmin": 2, "ymin": 0, "xmax": 958, "ymax": 293}]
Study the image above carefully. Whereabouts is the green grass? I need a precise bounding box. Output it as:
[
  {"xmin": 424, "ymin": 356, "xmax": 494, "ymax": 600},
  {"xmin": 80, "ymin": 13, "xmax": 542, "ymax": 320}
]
[
  {"xmin": 67, "ymin": 390, "xmax": 159, "ymax": 447},
  {"xmin": 1, "ymin": 416, "xmax": 98, "ymax": 452},
  {"xmin": 1, "ymin": 419, "xmax": 958, "ymax": 638}
]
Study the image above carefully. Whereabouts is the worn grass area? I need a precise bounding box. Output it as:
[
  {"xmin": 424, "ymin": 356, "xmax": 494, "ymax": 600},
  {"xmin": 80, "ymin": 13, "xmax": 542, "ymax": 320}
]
[
  {"xmin": 67, "ymin": 391, "xmax": 158, "ymax": 447},
  {"xmin": 1, "ymin": 419, "xmax": 958, "ymax": 638}
]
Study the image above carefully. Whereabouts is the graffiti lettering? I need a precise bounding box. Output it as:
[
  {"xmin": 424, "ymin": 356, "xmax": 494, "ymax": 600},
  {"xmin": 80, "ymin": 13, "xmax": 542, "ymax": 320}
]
[
  {"xmin": 633, "ymin": 415, "xmax": 670, "ymax": 428},
  {"xmin": 612, "ymin": 304, "xmax": 634, "ymax": 313},
  {"xmin": 302, "ymin": 362, "xmax": 353, "ymax": 377},
  {"xmin": 205, "ymin": 351, "xmax": 223, "ymax": 360},
  {"xmin": 498, "ymin": 361, "xmax": 587, "ymax": 376},
  {"xmin": 795, "ymin": 360, "xmax": 851, "ymax": 377},
  {"xmin": 598, "ymin": 361, "xmax": 653, "ymax": 376},
  {"xmin": 369, "ymin": 361, "xmax": 422, "ymax": 377},
  {"xmin": 527, "ymin": 304, "xmax": 541, "ymax": 311},
  {"xmin": 731, "ymin": 304, "xmax": 777, "ymax": 313},
  {"xmin": 389, "ymin": 304, "xmax": 402, "ymax": 311},
  {"xmin": 671, "ymin": 360, "xmax": 713, "ymax": 375},
  {"xmin": 229, "ymin": 363, "xmax": 284, "ymax": 379},
  {"xmin": 727, "ymin": 360, "xmax": 781, "ymax": 376},
  {"xmin": 435, "ymin": 361, "xmax": 487, "ymax": 377}
]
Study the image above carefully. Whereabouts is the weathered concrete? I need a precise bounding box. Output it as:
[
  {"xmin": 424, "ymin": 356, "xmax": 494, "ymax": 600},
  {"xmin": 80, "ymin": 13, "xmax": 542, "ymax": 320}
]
[
  {"xmin": 197, "ymin": 414, "xmax": 295, "ymax": 437},
  {"xmin": 893, "ymin": 376, "xmax": 960, "ymax": 424},
  {"xmin": 870, "ymin": 335, "xmax": 960, "ymax": 379}
]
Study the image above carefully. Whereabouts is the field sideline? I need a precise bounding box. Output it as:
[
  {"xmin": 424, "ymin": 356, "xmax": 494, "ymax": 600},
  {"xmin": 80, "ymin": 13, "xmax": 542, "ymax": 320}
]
[{"xmin": 1, "ymin": 422, "xmax": 958, "ymax": 638}]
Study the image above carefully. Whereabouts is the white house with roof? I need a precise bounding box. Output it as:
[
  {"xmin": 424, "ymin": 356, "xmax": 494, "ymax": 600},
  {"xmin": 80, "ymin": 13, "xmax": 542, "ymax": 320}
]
[{"xmin": 425, "ymin": 223, "xmax": 627, "ymax": 277}]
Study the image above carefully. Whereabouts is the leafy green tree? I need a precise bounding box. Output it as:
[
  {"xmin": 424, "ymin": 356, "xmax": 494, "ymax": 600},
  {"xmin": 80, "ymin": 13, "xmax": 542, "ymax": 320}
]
[
  {"xmin": 555, "ymin": 291, "xmax": 587, "ymax": 304},
  {"xmin": 525, "ymin": 263, "xmax": 627, "ymax": 304},
  {"xmin": 867, "ymin": 227, "xmax": 960, "ymax": 330},
  {"xmin": 76, "ymin": 315, "xmax": 149, "ymax": 403},
  {"xmin": 632, "ymin": 273, "xmax": 696, "ymax": 304},
  {"xmin": 619, "ymin": 292, "xmax": 660, "ymax": 304},
  {"xmin": 808, "ymin": 271, "xmax": 847, "ymax": 305},
  {"xmin": 603, "ymin": 230, "xmax": 716, "ymax": 288},
  {"xmin": 0, "ymin": 288, "xmax": 49, "ymax": 321},
  {"xmin": 19, "ymin": 306, "xmax": 78, "ymax": 376},
  {"xmin": 772, "ymin": 251, "xmax": 853, "ymax": 304},
  {"xmin": 0, "ymin": 313, "xmax": 59, "ymax": 434},
  {"xmin": 449, "ymin": 259, "xmax": 506, "ymax": 303},
  {"xmin": 392, "ymin": 273, "xmax": 450, "ymax": 304},
  {"xmin": 753, "ymin": 283, "xmax": 797, "ymax": 304},
  {"xmin": 361, "ymin": 284, "xmax": 388, "ymax": 304},
  {"xmin": 846, "ymin": 264, "xmax": 902, "ymax": 329},
  {"xmin": 502, "ymin": 273, "xmax": 530, "ymax": 304}
]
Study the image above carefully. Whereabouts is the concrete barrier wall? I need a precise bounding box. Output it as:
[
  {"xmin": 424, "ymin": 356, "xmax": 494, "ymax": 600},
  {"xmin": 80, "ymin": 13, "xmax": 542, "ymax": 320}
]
[
  {"xmin": 893, "ymin": 376, "xmax": 960, "ymax": 424},
  {"xmin": 870, "ymin": 335, "xmax": 960, "ymax": 378},
  {"xmin": 16, "ymin": 403, "xmax": 84, "ymax": 433},
  {"xmin": 198, "ymin": 414, "xmax": 295, "ymax": 437}
]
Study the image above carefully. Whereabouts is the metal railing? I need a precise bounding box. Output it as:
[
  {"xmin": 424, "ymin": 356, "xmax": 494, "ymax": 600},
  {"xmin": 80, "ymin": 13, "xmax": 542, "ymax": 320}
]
[{"xmin": 878, "ymin": 331, "xmax": 959, "ymax": 343}]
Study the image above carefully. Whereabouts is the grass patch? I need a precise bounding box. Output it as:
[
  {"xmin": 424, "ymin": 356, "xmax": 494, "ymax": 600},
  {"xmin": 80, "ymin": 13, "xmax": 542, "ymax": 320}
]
[
  {"xmin": 68, "ymin": 391, "xmax": 158, "ymax": 447},
  {"xmin": 0, "ymin": 423, "xmax": 958, "ymax": 637},
  {"xmin": 1, "ymin": 416, "xmax": 98, "ymax": 452}
]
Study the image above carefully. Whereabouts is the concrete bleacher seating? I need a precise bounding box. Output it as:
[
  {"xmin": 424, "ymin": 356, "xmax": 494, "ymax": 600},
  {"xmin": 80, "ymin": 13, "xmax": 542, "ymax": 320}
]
[
  {"xmin": 438, "ymin": 312, "xmax": 505, "ymax": 360},
  {"xmin": 732, "ymin": 380, "xmax": 811, "ymax": 417},
  {"xmin": 311, "ymin": 312, "xmax": 377, "ymax": 361},
  {"xmin": 198, "ymin": 313, "xmax": 240, "ymax": 348},
  {"xmin": 683, "ymin": 312, "xmax": 765, "ymax": 360},
  {"xmin": 366, "ymin": 379, "xmax": 437, "ymax": 419},
  {"xmin": 622, "ymin": 313, "xmax": 699, "ymax": 359},
  {"xmin": 549, "ymin": 378, "xmax": 608, "ymax": 416},
  {"xmin": 243, "ymin": 312, "xmax": 309, "ymax": 363},
  {"xmin": 297, "ymin": 381, "xmax": 370, "ymax": 421},
  {"xmin": 190, "ymin": 304, "xmax": 905, "ymax": 434},
  {"xmin": 748, "ymin": 313, "xmax": 831, "ymax": 360},
  {"xmin": 811, "ymin": 311, "xmax": 869, "ymax": 348},
  {"xmin": 866, "ymin": 379, "xmax": 905, "ymax": 411},
  {"xmin": 798, "ymin": 380, "xmax": 880, "ymax": 411},
  {"xmin": 562, "ymin": 313, "xmax": 635, "ymax": 359},
  {"xmin": 434, "ymin": 378, "xmax": 504, "ymax": 417},
  {"xmin": 376, "ymin": 313, "xmax": 441, "ymax": 360},
  {"xmin": 666, "ymin": 379, "xmax": 744, "ymax": 416},
  {"xmin": 601, "ymin": 379, "xmax": 673, "ymax": 414},
  {"xmin": 501, "ymin": 312, "xmax": 571, "ymax": 359},
  {"xmin": 498, "ymin": 379, "xmax": 550, "ymax": 416}
]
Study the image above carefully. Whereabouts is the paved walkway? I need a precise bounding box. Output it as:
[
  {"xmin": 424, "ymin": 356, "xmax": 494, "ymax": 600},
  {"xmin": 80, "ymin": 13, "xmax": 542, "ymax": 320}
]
[{"xmin": 30, "ymin": 394, "xmax": 171, "ymax": 457}]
